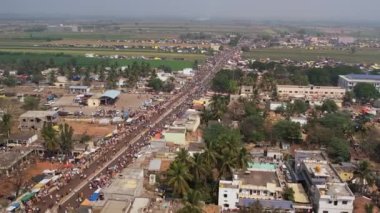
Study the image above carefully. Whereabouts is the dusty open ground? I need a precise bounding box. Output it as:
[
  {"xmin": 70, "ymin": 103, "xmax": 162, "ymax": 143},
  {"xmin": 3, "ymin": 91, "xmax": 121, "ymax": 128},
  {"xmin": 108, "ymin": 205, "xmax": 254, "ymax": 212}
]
[
  {"xmin": 0, "ymin": 161, "xmax": 64, "ymax": 196},
  {"xmin": 63, "ymin": 120, "xmax": 115, "ymax": 138},
  {"xmin": 53, "ymin": 93, "xmax": 153, "ymax": 115}
]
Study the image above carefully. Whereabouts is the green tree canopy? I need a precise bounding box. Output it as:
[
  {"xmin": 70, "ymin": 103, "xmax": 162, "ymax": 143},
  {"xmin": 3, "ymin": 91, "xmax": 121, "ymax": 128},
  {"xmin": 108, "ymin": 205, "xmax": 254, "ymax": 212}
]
[
  {"xmin": 240, "ymin": 115, "xmax": 265, "ymax": 143},
  {"xmin": 327, "ymin": 137, "xmax": 350, "ymax": 162},
  {"xmin": 22, "ymin": 96, "xmax": 40, "ymax": 110},
  {"xmin": 353, "ymin": 82, "xmax": 380, "ymax": 103},
  {"xmin": 321, "ymin": 99, "xmax": 338, "ymax": 113},
  {"xmin": 273, "ymin": 120, "xmax": 302, "ymax": 143}
]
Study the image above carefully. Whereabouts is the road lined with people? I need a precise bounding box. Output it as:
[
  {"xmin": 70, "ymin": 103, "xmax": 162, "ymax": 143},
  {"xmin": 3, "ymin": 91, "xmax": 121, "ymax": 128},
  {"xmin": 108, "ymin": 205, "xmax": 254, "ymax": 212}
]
[{"xmin": 31, "ymin": 46, "xmax": 240, "ymax": 213}]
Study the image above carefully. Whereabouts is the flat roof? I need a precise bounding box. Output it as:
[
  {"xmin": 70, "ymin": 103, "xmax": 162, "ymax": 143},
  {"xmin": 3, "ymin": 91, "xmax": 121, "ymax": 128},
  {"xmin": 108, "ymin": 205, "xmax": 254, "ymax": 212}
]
[
  {"xmin": 130, "ymin": 198, "xmax": 150, "ymax": 213},
  {"xmin": 0, "ymin": 148, "xmax": 34, "ymax": 170},
  {"xmin": 321, "ymin": 183, "xmax": 353, "ymax": 197},
  {"xmin": 8, "ymin": 132, "xmax": 36, "ymax": 141},
  {"xmin": 343, "ymin": 74, "xmax": 380, "ymax": 81},
  {"xmin": 288, "ymin": 183, "xmax": 310, "ymax": 204},
  {"xmin": 20, "ymin": 111, "xmax": 57, "ymax": 118},
  {"xmin": 148, "ymin": 159, "xmax": 161, "ymax": 171},
  {"xmin": 295, "ymin": 150, "xmax": 326, "ymax": 162},
  {"xmin": 239, "ymin": 199, "xmax": 293, "ymax": 210},
  {"xmin": 100, "ymin": 90, "xmax": 121, "ymax": 99},
  {"xmin": 239, "ymin": 170, "xmax": 280, "ymax": 187},
  {"xmin": 69, "ymin": 85, "xmax": 89, "ymax": 89},
  {"xmin": 101, "ymin": 200, "xmax": 129, "ymax": 213},
  {"xmin": 165, "ymin": 128, "xmax": 186, "ymax": 134},
  {"xmin": 277, "ymin": 85, "xmax": 344, "ymax": 90}
]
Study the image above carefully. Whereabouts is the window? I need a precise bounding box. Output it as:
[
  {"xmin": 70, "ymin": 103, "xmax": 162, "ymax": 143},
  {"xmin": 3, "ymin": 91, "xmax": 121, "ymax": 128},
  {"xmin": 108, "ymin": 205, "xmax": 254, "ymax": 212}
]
[
  {"xmin": 342, "ymin": 201, "xmax": 348, "ymax": 205},
  {"xmin": 223, "ymin": 194, "xmax": 228, "ymax": 198},
  {"xmin": 334, "ymin": 201, "xmax": 338, "ymax": 206},
  {"xmin": 328, "ymin": 200, "xmax": 332, "ymax": 204},
  {"xmin": 323, "ymin": 211, "xmax": 328, "ymax": 213},
  {"xmin": 223, "ymin": 204, "xmax": 229, "ymax": 208}
]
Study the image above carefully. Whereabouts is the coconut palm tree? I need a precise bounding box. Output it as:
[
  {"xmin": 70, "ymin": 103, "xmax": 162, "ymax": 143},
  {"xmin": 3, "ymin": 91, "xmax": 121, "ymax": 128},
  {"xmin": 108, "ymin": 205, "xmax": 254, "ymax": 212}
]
[
  {"xmin": 167, "ymin": 161, "xmax": 193, "ymax": 197},
  {"xmin": 355, "ymin": 160, "xmax": 374, "ymax": 193},
  {"xmin": 178, "ymin": 189, "xmax": 204, "ymax": 213},
  {"xmin": 201, "ymin": 140, "xmax": 218, "ymax": 168},
  {"xmin": 217, "ymin": 149, "xmax": 237, "ymax": 180},
  {"xmin": 210, "ymin": 95, "xmax": 228, "ymax": 119},
  {"xmin": 176, "ymin": 148, "xmax": 193, "ymax": 165},
  {"xmin": 237, "ymin": 148, "xmax": 249, "ymax": 170},
  {"xmin": 190, "ymin": 153, "xmax": 208, "ymax": 184},
  {"xmin": 41, "ymin": 123, "xmax": 59, "ymax": 156}
]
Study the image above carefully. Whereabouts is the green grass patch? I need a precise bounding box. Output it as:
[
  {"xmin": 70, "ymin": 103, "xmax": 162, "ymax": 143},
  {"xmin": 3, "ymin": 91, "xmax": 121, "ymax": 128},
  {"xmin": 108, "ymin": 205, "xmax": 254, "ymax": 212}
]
[
  {"xmin": 0, "ymin": 52, "xmax": 194, "ymax": 70},
  {"xmin": 243, "ymin": 48, "xmax": 380, "ymax": 64}
]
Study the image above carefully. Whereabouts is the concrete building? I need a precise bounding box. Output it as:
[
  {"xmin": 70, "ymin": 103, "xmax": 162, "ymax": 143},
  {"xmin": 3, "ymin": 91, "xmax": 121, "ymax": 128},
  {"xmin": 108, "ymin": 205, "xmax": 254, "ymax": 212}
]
[
  {"xmin": 172, "ymin": 109, "xmax": 200, "ymax": 132},
  {"xmin": 277, "ymin": 85, "xmax": 345, "ymax": 101},
  {"xmin": 294, "ymin": 150, "xmax": 354, "ymax": 213},
  {"xmin": 69, "ymin": 85, "xmax": 90, "ymax": 94},
  {"xmin": 290, "ymin": 116, "xmax": 308, "ymax": 126},
  {"xmin": 338, "ymin": 74, "xmax": 380, "ymax": 92},
  {"xmin": 240, "ymin": 85, "xmax": 254, "ymax": 96},
  {"xmin": 7, "ymin": 132, "xmax": 38, "ymax": 146},
  {"xmin": 218, "ymin": 170, "xmax": 282, "ymax": 211},
  {"xmin": 102, "ymin": 168, "xmax": 144, "ymax": 201},
  {"xmin": 19, "ymin": 111, "xmax": 58, "ymax": 131},
  {"xmin": 163, "ymin": 127, "xmax": 187, "ymax": 145}
]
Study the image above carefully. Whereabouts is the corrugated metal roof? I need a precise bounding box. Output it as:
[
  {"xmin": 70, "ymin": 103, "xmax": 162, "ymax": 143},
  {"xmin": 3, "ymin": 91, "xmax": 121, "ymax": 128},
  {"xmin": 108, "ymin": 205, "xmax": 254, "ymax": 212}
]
[
  {"xmin": 239, "ymin": 199, "xmax": 293, "ymax": 209},
  {"xmin": 148, "ymin": 159, "xmax": 161, "ymax": 171},
  {"xmin": 100, "ymin": 90, "xmax": 121, "ymax": 99},
  {"xmin": 346, "ymin": 74, "xmax": 380, "ymax": 81},
  {"xmin": 69, "ymin": 86, "xmax": 89, "ymax": 89}
]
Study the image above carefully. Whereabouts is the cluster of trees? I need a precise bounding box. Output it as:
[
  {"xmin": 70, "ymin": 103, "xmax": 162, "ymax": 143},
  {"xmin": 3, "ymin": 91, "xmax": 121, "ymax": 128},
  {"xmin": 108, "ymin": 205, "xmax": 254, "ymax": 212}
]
[
  {"xmin": 179, "ymin": 32, "xmax": 212, "ymax": 40},
  {"xmin": 212, "ymin": 69, "xmax": 257, "ymax": 94},
  {"xmin": 0, "ymin": 113, "xmax": 12, "ymax": 139},
  {"xmin": 147, "ymin": 77, "xmax": 175, "ymax": 92},
  {"xmin": 22, "ymin": 96, "xmax": 40, "ymax": 110},
  {"xmin": 306, "ymin": 112, "xmax": 354, "ymax": 162},
  {"xmin": 41, "ymin": 123, "xmax": 74, "ymax": 156},
  {"xmin": 164, "ymin": 124, "xmax": 248, "ymax": 209},
  {"xmin": 352, "ymin": 83, "xmax": 380, "ymax": 103}
]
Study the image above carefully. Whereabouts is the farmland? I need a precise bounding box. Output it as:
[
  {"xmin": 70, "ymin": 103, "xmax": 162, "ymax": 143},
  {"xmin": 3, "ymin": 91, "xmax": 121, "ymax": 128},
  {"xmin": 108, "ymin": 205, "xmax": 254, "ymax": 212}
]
[
  {"xmin": 243, "ymin": 48, "xmax": 380, "ymax": 64},
  {"xmin": 0, "ymin": 52, "xmax": 196, "ymax": 70}
]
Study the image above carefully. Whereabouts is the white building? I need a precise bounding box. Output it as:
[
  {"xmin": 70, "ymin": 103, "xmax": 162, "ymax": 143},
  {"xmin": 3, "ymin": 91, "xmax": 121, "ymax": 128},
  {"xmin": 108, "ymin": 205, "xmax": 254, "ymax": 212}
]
[
  {"xmin": 295, "ymin": 150, "xmax": 355, "ymax": 213},
  {"xmin": 277, "ymin": 85, "xmax": 345, "ymax": 101},
  {"xmin": 19, "ymin": 111, "xmax": 59, "ymax": 131},
  {"xmin": 338, "ymin": 74, "xmax": 380, "ymax": 92},
  {"xmin": 218, "ymin": 170, "xmax": 282, "ymax": 211},
  {"xmin": 290, "ymin": 116, "xmax": 308, "ymax": 126}
]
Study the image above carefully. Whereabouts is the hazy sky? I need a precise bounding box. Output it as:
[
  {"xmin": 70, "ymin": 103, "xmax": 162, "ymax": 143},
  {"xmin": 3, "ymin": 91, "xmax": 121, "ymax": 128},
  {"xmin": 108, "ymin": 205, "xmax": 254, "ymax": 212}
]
[{"xmin": 1, "ymin": 0, "xmax": 380, "ymax": 21}]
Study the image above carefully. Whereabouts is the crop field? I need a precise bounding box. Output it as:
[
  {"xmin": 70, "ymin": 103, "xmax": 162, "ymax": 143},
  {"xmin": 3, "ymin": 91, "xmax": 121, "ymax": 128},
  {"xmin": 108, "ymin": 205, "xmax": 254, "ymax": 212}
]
[
  {"xmin": 0, "ymin": 52, "xmax": 195, "ymax": 70},
  {"xmin": 243, "ymin": 48, "xmax": 380, "ymax": 64}
]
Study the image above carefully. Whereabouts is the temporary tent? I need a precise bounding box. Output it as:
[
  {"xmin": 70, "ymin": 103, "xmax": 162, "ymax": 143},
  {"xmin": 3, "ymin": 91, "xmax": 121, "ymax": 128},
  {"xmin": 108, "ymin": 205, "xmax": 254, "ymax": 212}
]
[
  {"xmin": 20, "ymin": 192, "xmax": 35, "ymax": 202},
  {"xmin": 80, "ymin": 199, "xmax": 92, "ymax": 206},
  {"xmin": 6, "ymin": 202, "xmax": 20, "ymax": 212},
  {"xmin": 89, "ymin": 188, "xmax": 101, "ymax": 201}
]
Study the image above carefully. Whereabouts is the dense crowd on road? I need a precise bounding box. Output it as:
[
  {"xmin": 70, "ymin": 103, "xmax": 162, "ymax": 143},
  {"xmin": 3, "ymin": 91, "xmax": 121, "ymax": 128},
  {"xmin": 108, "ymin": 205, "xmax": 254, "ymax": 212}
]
[{"xmin": 16, "ymin": 47, "xmax": 240, "ymax": 213}]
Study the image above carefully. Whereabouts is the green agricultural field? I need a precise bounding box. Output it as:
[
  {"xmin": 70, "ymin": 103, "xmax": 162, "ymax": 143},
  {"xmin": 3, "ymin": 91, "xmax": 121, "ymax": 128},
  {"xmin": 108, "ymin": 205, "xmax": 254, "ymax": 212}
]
[
  {"xmin": 0, "ymin": 47, "xmax": 205, "ymax": 61},
  {"xmin": 243, "ymin": 48, "xmax": 380, "ymax": 64},
  {"xmin": 0, "ymin": 52, "xmax": 195, "ymax": 70}
]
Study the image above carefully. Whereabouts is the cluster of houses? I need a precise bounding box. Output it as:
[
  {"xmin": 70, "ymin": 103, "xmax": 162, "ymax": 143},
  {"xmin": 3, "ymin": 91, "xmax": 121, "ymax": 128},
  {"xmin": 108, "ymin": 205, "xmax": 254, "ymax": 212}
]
[{"xmin": 218, "ymin": 150, "xmax": 356, "ymax": 213}]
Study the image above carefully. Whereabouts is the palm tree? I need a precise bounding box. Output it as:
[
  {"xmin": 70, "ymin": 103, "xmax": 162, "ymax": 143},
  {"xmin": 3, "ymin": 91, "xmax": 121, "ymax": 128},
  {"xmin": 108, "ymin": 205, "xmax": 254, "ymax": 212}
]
[
  {"xmin": 167, "ymin": 161, "xmax": 193, "ymax": 197},
  {"xmin": 217, "ymin": 149, "xmax": 237, "ymax": 180},
  {"xmin": 190, "ymin": 153, "xmax": 207, "ymax": 184},
  {"xmin": 178, "ymin": 189, "xmax": 204, "ymax": 213},
  {"xmin": 355, "ymin": 161, "xmax": 374, "ymax": 193},
  {"xmin": 210, "ymin": 95, "xmax": 228, "ymax": 119},
  {"xmin": 41, "ymin": 123, "xmax": 59, "ymax": 156},
  {"xmin": 58, "ymin": 123, "xmax": 74, "ymax": 155},
  {"xmin": 201, "ymin": 140, "xmax": 218, "ymax": 168},
  {"xmin": 237, "ymin": 148, "xmax": 249, "ymax": 170},
  {"xmin": 176, "ymin": 148, "xmax": 193, "ymax": 165}
]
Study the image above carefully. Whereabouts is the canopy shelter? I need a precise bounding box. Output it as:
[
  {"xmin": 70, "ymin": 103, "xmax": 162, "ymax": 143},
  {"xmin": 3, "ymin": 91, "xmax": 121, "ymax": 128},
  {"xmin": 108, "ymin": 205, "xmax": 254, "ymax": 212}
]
[
  {"xmin": 80, "ymin": 199, "xmax": 93, "ymax": 207},
  {"xmin": 20, "ymin": 192, "xmax": 35, "ymax": 203},
  {"xmin": 99, "ymin": 90, "xmax": 121, "ymax": 105},
  {"xmin": 89, "ymin": 188, "xmax": 101, "ymax": 201},
  {"xmin": 6, "ymin": 202, "xmax": 20, "ymax": 212}
]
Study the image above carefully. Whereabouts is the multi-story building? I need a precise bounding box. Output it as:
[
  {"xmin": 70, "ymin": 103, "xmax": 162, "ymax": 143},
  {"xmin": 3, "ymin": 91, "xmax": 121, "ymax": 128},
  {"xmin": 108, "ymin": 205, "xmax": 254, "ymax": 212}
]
[
  {"xmin": 294, "ymin": 150, "xmax": 354, "ymax": 213},
  {"xmin": 277, "ymin": 85, "xmax": 345, "ymax": 101},
  {"xmin": 19, "ymin": 111, "xmax": 59, "ymax": 131},
  {"xmin": 218, "ymin": 169, "xmax": 282, "ymax": 211},
  {"xmin": 338, "ymin": 74, "xmax": 380, "ymax": 92}
]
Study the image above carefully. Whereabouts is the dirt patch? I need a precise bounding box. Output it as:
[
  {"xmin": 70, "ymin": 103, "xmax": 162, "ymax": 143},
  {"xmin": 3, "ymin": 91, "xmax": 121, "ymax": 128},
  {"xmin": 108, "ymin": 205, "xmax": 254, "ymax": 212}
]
[{"xmin": 64, "ymin": 120, "xmax": 115, "ymax": 137}]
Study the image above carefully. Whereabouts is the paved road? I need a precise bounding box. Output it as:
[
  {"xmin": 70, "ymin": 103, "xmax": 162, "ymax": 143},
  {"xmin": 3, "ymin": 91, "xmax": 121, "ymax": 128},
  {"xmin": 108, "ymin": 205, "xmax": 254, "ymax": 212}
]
[{"xmin": 39, "ymin": 47, "xmax": 238, "ymax": 213}]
